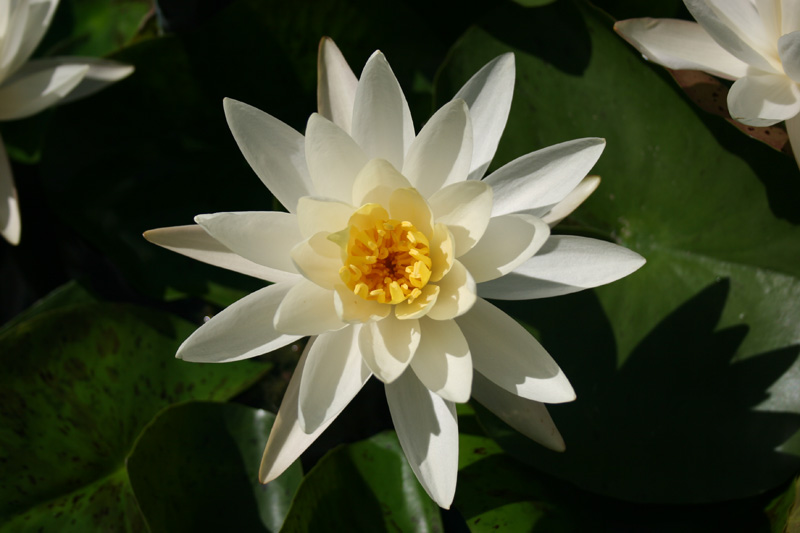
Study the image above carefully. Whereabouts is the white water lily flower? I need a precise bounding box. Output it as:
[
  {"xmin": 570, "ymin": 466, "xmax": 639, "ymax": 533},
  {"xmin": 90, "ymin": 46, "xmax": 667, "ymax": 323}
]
[
  {"xmin": 615, "ymin": 0, "xmax": 800, "ymax": 166},
  {"xmin": 0, "ymin": 0, "xmax": 134, "ymax": 244},
  {"xmin": 145, "ymin": 38, "xmax": 645, "ymax": 508}
]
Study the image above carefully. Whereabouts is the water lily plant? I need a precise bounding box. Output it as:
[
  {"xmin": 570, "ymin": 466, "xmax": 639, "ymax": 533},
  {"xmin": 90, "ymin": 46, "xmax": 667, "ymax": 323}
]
[
  {"xmin": 145, "ymin": 38, "xmax": 645, "ymax": 508},
  {"xmin": 615, "ymin": 0, "xmax": 800, "ymax": 166},
  {"xmin": 0, "ymin": 0, "xmax": 133, "ymax": 245}
]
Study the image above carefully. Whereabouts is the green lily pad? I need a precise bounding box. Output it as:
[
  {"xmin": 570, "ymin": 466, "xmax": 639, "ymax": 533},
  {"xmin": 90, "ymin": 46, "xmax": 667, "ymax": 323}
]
[
  {"xmin": 280, "ymin": 431, "xmax": 443, "ymax": 532},
  {"xmin": 435, "ymin": 1, "xmax": 800, "ymax": 503},
  {"xmin": 127, "ymin": 402, "xmax": 301, "ymax": 532},
  {"xmin": 0, "ymin": 303, "xmax": 270, "ymax": 528}
]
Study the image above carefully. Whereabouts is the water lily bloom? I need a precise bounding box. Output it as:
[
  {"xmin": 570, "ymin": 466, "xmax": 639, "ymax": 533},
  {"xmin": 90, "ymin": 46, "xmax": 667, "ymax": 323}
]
[
  {"xmin": 0, "ymin": 0, "xmax": 134, "ymax": 244},
  {"xmin": 615, "ymin": 1, "xmax": 800, "ymax": 166},
  {"xmin": 145, "ymin": 38, "xmax": 645, "ymax": 508}
]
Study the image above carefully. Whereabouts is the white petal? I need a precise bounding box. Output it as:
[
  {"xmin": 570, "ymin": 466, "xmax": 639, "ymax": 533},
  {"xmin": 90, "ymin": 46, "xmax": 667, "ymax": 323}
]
[
  {"xmin": 195, "ymin": 212, "xmax": 302, "ymax": 275},
  {"xmin": 402, "ymin": 99, "xmax": 473, "ymax": 198},
  {"xmin": 456, "ymin": 298, "xmax": 574, "ymax": 403},
  {"xmin": 614, "ymin": 18, "xmax": 750, "ymax": 80},
  {"xmin": 298, "ymin": 327, "xmax": 372, "ymax": 433},
  {"xmin": 783, "ymin": 0, "xmax": 800, "ymax": 37},
  {"xmin": 779, "ymin": 31, "xmax": 800, "ymax": 83},
  {"xmin": 0, "ymin": 63, "xmax": 87, "ymax": 120},
  {"xmin": 304, "ymin": 113, "xmax": 368, "ymax": 202},
  {"xmin": 260, "ymin": 339, "xmax": 336, "ymax": 483},
  {"xmin": 358, "ymin": 314, "xmax": 420, "ymax": 383},
  {"xmin": 143, "ymin": 225, "xmax": 298, "ymax": 282},
  {"xmin": 388, "ymin": 186, "xmax": 433, "ymax": 239},
  {"xmin": 485, "ymin": 138, "xmax": 605, "ymax": 218},
  {"xmin": 351, "ymin": 158, "xmax": 413, "ymax": 207},
  {"xmin": 428, "ymin": 180, "xmax": 492, "ymax": 257},
  {"xmin": 786, "ymin": 113, "xmax": 800, "ymax": 169},
  {"xmin": 0, "ymin": 140, "xmax": 19, "ymax": 245},
  {"xmin": 472, "ymin": 371, "xmax": 565, "ymax": 451},
  {"xmin": 333, "ymin": 284, "xmax": 391, "ymax": 323},
  {"xmin": 426, "ymin": 260, "xmax": 476, "ymax": 321},
  {"xmin": 727, "ymin": 72, "xmax": 800, "ymax": 126},
  {"xmin": 177, "ymin": 281, "xmax": 302, "ymax": 363},
  {"xmin": 410, "ymin": 318, "xmax": 472, "ymax": 403},
  {"xmin": 1, "ymin": 0, "xmax": 57, "ymax": 78},
  {"xmin": 385, "ymin": 369, "xmax": 458, "ymax": 509},
  {"xmin": 453, "ymin": 53, "xmax": 515, "ymax": 181},
  {"xmin": 274, "ymin": 279, "xmax": 345, "ymax": 335},
  {"xmin": 703, "ymin": 0, "xmax": 777, "ymax": 60},
  {"xmin": 477, "ymin": 235, "xmax": 646, "ymax": 300},
  {"xmin": 541, "ymin": 176, "xmax": 600, "ymax": 227},
  {"xmin": 459, "ymin": 214, "xmax": 550, "ymax": 283},
  {"xmin": 317, "ymin": 37, "xmax": 358, "ymax": 133},
  {"xmin": 223, "ymin": 98, "xmax": 312, "ymax": 212},
  {"xmin": 394, "ymin": 284, "xmax": 440, "ymax": 320},
  {"xmin": 296, "ymin": 196, "xmax": 354, "ymax": 239},
  {"xmin": 290, "ymin": 231, "xmax": 343, "ymax": 290},
  {"xmin": 40, "ymin": 58, "xmax": 134, "ymax": 104},
  {"xmin": 350, "ymin": 51, "xmax": 414, "ymax": 171}
]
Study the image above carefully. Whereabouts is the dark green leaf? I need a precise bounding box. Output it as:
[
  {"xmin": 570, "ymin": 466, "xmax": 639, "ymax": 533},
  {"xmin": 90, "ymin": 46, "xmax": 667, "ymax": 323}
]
[{"xmin": 767, "ymin": 477, "xmax": 800, "ymax": 533}]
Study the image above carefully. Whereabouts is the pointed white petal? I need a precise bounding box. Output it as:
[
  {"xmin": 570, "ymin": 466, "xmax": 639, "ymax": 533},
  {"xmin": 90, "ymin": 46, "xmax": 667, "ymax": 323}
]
[
  {"xmin": 298, "ymin": 327, "xmax": 372, "ymax": 433},
  {"xmin": 0, "ymin": 140, "xmax": 19, "ymax": 245},
  {"xmin": 296, "ymin": 196, "xmax": 354, "ymax": 239},
  {"xmin": 351, "ymin": 51, "xmax": 414, "ymax": 171},
  {"xmin": 428, "ymin": 180, "xmax": 492, "ymax": 257},
  {"xmin": 386, "ymin": 370, "xmax": 458, "ymax": 509},
  {"xmin": 0, "ymin": 63, "xmax": 87, "ymax": 120},
  {"xmin": 614, "ymin": 18, "xmax": 750, "ymax": 80},
  {"xmin": 779, "ymin": 31, "xmax": 800, "ymax": 83},
  {"xmin": 333, "ymin": 284, "xmax": 392, "ymax": 323},
  {"xmin": 290, "ymin": 231, "xmax": 343, "ymax": 289},
  {"xmin": 472, "ymin": 371, "xmax": 565, "ymax": 451},
  {"xmin": 177, "ymin": 281, "xmax": 302, "ymax": 363},
  {"xmin": 223, "ymin": 98, "xmax": 312, "ymax": 212},
  {"xmin": 410, "ymin": 318, "xmax": 471, "ymax": 403},
  {"xmin": 305, "ymin": 113, "xmax": 368, "ymax": 202},
  {"xmin": 727, "ymin": 73, "xmax": 800, "ymax": 126},
  {"xmin": 459, "ymin": 214, "xmax": 550, "ymax": 283},
  {"xmin": 783, "ymin": 0, "xmax": 800, "ymax": 37},
  {"xmin": 403, "ymin": 99, "xmax": 473, "ymax": 198},
  {"xmin": 351, "ymin": 158, "xmax": 413, "ymax": 206},
  {"xmin": 274, "ymin": 279, "xmax": 345, "ymax": 335},
  {"xmin": 260, "ymin": 339, "xmax": 336, "ymax": 483},
  {"xmin": 426, "ymin": 260, "xmax": 476, "ymax": 321},
  {"xmin": 4, "ymin": 0, "xmax": 57, "ymax": 71},
  {"xmin": 453, "ymin": 53, "xmax": 515, "ymax": 181},
  {"xmin": 456, "ymin": 298, "xmax": 574, "ymax": 403},
  {"xmin": 486, "ymin": 138, "xmax": 605, "ymax": 218},
  {"xmin": 143, "ymin": 225, "xmax": 298, "ymax": 282},
  {"xmin": 388, "ymin": 186, "xmax": 433, "ymax": 238},
  {"xmin": 786, "ymin": 113, "xmax": 800, "ymax": 169},
  {"xmin": 195, "ymin": 212, "xmax": 302, "ymax": 275},
  {"xmin": 541, "ymin": 176, "xmax": 600, "ymax": 227},
  {"xmin": 358, "ymin": 314, "xmax": 420, "ymax": 383},
  {"xmin": 703, "ymin": 0, "xmax": 776, "ymax": 60},
  {"xmin": 478, "ymin": 235, "xmax": 646, "ymax": 300},
  {"xmin": 317, "ymin": 37, "xmax": 358, "ymax": 133},
  {"xmin": 0, "ymin": 1, "xmax": 30, "ymax": 80},
  {"xmin": 42, "ymin": 58, "xmax": 134, "ymax": 104}
]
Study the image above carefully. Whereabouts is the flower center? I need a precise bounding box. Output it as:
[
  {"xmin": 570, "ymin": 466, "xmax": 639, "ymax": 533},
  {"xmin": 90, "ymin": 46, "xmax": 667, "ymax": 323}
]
[{"xmin": 339, "ymin": 217, "xmax": 432, "ymax": 305}]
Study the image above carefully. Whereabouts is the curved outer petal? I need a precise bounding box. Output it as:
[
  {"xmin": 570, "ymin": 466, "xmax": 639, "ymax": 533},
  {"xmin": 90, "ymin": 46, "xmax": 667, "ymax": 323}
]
[
  {"xmin": 298, "ymin": 326, "xmax": 372, "ymax": 433},
  {"xmin": 260, "ymin": 338, "xmax": 336, "ymax": 483},
  {"xmin": 304, "ymin": 113, "xmax": 368, "ymax": 202},
  {"xmin": 274, "ymin": 279, "xmax": 346, "ymax": 335},
  {"xmin": 0, "ymin": 63, "xmax": 87, "ymax": 120},
  {"xmin": 358, "ymin": 314, "xmax": 420, "ymax": 383},
  {"xmin": 541, "ymin": 175, "xmax": 600, "ymax": 227},
  {"xmin": 456, "ymin": 298, "xmax": 575, "ymax": 404},
  {"xmin": 1, "ymin": 0, "xmax": 58, "ymax": 79},
  {"xmin": 477, "ymin": 235, "xmax": 646, "ymax": 300},
  {"xmin": 195, "ymin": 211, "xmax": 302, "ymax": 275},
  {"xmin": 459, "ymin": 214, "xmax": 550, "ymax": 283},
  {"xmin": 291, "ymin": 231, "xmax": 343, "ymax": 289},
  {"xmin": 410, "ymin": 318, "xmax": 472, "ymax": 403},
  {"xmin": 177, "ymin": 281, "xmax": 302, "ymax": 363},
  {"xmin": 143, "ymin": 224, "xmax": 298, "ymax": 283},
  {"xmin": 727, "ymin": 72, "xmax": 800, "ymax": 126},
  {"xmin": 786, "ymin": 113, "xmax": 800, "ymax": 169},
  {"xmin": 351, "ymin": 51, "xmax": 414, "ymax": 171},
  {"xmin": 684, "ymin": 0, "xmax": 778, "ymax": 72},
  {"xmin": 453, "ymin": 53, "xmax": 515, "ymax": 181},
  {"xmin": 485, "ymin": 138, "xmax": 605, "ymax": 218},
  {"xmin": 296, "ymin": 196, "xmax": 354, "ymax": 239},
  {"xmin": 26, "ymin": 57, "xmax": 134, "ymax": 104},
  {"xmin": 402, "ymin": 99, "xmax": 473, "ymax": 198},
  {"xmin": 778, "ymin": 31, "xmax": 800, "ymax": 83},
  {"xmin": 351, "ymin": 157, "xmax": 413, "ymax": 207},
  {"xmin": 317, "ymin": 37, "xmax": 358, "ymax": 133},
  {"xmin": 223, "ymin": 98, "xmax": 312, "ymax": 213},
  {"xmin": 385, "ymin": 369, "xmax": 458, "ymax": 509},
  {"xmin": 428, "ymin": 180, "xmax": 492, "ymax": 257},
  {"xmin": 426, "ymin": 260, "xmax": 476, "ymax": 321},
  {"xmin": 471, "ymin": 371, "xmax": 565, "ymax": 451},
  {"xmin": 0, "ymin": 139, "xmax": 19, "ymax": 244},
  {"xmin": 614, "ymin": 18, "xmax": 751, "ymax": 80}
]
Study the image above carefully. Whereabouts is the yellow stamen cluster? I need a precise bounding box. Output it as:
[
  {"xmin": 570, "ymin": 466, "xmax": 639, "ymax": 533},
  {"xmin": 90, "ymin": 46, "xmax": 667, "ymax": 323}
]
[{"xmin": 339, "ymin": 218, "xmax": 432, "ymax": 305}]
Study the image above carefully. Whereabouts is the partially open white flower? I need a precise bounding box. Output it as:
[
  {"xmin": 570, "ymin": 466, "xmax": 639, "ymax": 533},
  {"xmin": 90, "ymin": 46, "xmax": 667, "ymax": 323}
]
[
  {"xmin": 615, "ymin": 0, "xmax": 800, "ymax": 166},
  {"xmin": 0, "ymin": 0, "xmax": 134, "ymax": 245},
  {"xmin": 145, "ymin": 38, "xmax": 645, "ymax": 508}
]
